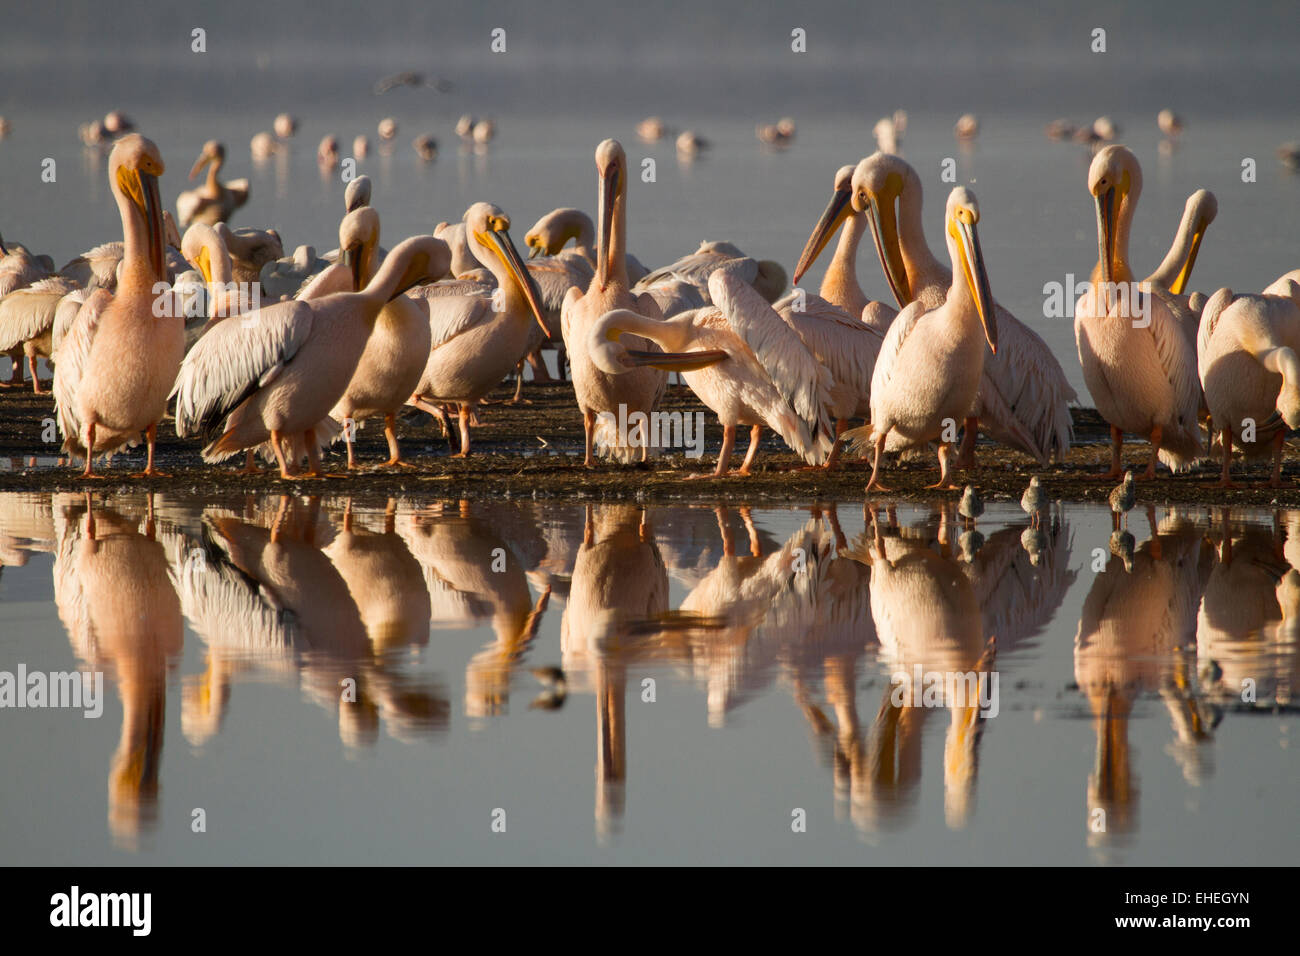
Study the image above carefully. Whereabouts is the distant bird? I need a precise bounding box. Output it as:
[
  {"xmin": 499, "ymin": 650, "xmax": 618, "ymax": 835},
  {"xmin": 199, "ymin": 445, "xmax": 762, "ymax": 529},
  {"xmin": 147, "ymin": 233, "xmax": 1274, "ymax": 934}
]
[
  {"xmin": 176, "ymin": 141, "xmax": 249, "ymax": 228},
  {"xmin": 954, "ymin": 113, "xmax": 980, "ymax": 141},
  {"xmin": 0, "ymin": 117, "xmax": 10, "ymax": 139},
  {"xmin": 352, "ymin": 135, "xmax": 369, "ymax": 159},
  {"xmin": 1109, "ymin": 471, "xmax": 1136, "ymax": 529},
  {"xmin": 1092, "ymin": 116, "xmax": 1119, "ymax": 141},
  {"xmin": 873, "ymin": 110, "xmax": 908, "ymax": 154},
  {"xmin": 377, "ymin": 118, "xmax": 398, "ymax": 142},
  {"xmin": 636, "ymin": 116, "xmax": 670, "ymax": 142},
  {"xmin": 958, "ymin": 486, "xmax": 984, "ymax": 527},
  {"xmin": 756, "ymin": 117, "xmax": 796, "ymax": 147},
  {"xmin": 1020, "ymin": 476, "xmax": 1047, "ymax": 528},
  {"xmin": 317, "ymin": 135, "xmax": 340, "ymax": 170},
  {"xmin": 1045, "ymin": 118, "xmax": 1076, "ymax": 141},
  {"xmin": 412, "ymin": 134, "xmax": 438, "ymax": 161},
  {"xmin": 1278, "ymin": 143, "xmax": 1300, "ymax": 171},
  {"xmin": 472, "ymin": 119, "xmax": 496, "ymax": 145},
  {"xmin": 274, "ymin": 113, "xmax": 298, "ymax": 139},
  {"xmin": 1157, "ymin": 109, "xmax": 1184, "ymax": 139},
  {"xmin": 676, "ymin": 130, "xmax": 708, "ymax": 159},
  {"xmin": 103, "ymin": 111, "xmax": 133, "ymax": 136}
]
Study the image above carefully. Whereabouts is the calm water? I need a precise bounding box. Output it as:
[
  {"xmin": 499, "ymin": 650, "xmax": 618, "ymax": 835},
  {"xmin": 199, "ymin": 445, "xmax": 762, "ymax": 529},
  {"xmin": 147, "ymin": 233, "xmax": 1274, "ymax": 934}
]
[{"xmin": 0, "ymin": 491, "xmax": 1294, "ymax": 865}]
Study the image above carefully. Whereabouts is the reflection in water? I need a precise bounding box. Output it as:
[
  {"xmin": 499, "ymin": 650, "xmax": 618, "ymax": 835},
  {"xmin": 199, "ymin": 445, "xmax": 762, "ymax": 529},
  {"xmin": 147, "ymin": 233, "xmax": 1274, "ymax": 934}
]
[{"xmin": 2, "ymin": 492, "xmax": 1296, "ymax": 857}]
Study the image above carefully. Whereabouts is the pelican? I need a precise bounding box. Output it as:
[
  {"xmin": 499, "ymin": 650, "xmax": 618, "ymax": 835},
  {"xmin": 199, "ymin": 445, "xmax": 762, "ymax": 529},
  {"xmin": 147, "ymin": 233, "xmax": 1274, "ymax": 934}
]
[
  {"xmin": 845, "ymin": 187, "xmax": 999, "ymax": 492},
  {"xmin": 406, "ymin": 203, "xmax": 550, "ymax": 456},
  {"xmin": 1157, "ymin": 109, "xmax": 1184, "ymax": 139},
  {"xmin": 0, "ymin": 275, "xmax": 78, "ymax": 391},
  {"xmin": 259, "ymin": 245, "xmax": 328, "ymax": 300},
  {"xmin": 846, "ymin": 152, "xmax": 1075, "ymax": 466},
  {"xmin": 412, "ymin": 134, "xmax": 438, "ymax": 161},
  {"xmin": 562, "ymin": 139, "xmax": 669, "ymax": 465},
  {"xmin": 180, "ymin": 223, "xmax": 259, "ymax": 321},
  {"xmin": 330, "ymin": 214, "xmax": 452, "ymax": 468},
  {"xmin": 213, "ymin": 224, "xmax": 283, "ymax": 283},
  {"xmin": 954, "ymin": 113, "xmax": 980, "ymax": 141},
  {"xmin": 176, "ymin": 141, "xmax": 249, "ymax": 228},
  {"xmin": 525, "ymin": 207, "xmax": 649, "ymax": 283},
  {"xmin": 589, "ymin": 271, "xmax": 841, "ymax": 476},
  {"xmin": 1196, "ymin": 280, "xmax": 1300, "ymax": 487},
  {"xmin": 54, "ymin": 134, "xmax": 184, "ymax": 477},
  {"xmin": 1147, "ymin": 188, "xmax": 1218, "ymax": 346},
  {"xmin": 1076, "ymin": 145, "xmax": 1205, "ymax": 479},
  {"xmin": 1, "ymin": 233, "xmax": 51, "ymax": 385},
  {"xmin": 634, "ymin": 240, "xmax": 785, "ymax": 305},
  {"xmin": 172, "ymin": 231, "xmax": 445, "ymax": 477}
]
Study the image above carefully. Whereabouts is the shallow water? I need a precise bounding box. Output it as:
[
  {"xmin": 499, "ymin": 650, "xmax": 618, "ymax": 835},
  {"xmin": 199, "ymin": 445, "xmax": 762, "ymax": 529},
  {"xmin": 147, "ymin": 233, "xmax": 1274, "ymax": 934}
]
[{"xmin": 0, "ymin": 491, "xmax": 1294, "ymax": 865}]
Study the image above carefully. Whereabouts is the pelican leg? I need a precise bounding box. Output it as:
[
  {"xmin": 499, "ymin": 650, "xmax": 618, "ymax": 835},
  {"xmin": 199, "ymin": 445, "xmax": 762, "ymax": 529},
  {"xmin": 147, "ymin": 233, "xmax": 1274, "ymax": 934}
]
[
  {"xmin": 956, "ymin": 416, "xmax": 979, "ymax": 469},
  {"xmin": 1140, "ymin": 426, "xmax": 1163, "ymax": 481},
  {"xmin": 926, "ymin": 443, "xmax": 961, "ymax": 490},
  {"xmin": 302, "ymin": 428, "xmax": 326, "ymax": 478},
  {"xmin": 238, "ymin": 449, "xmax": 260, "ymax": 475},
  {"xmin": 382, "ymin": 413, "xmax": 415, "ymax": 468},
  {"xmin": 1214, "ymin": 425, "xmax": 1240, "ymax": 489},
  {"xmin": 819, "ymin": 419, "xmax": 848, "ymax": 471},
  {"xmin": 134, "ymin": 423, "xmax": 170, "ymax": 477},
  {"xmin": 736, "ymin": 425, "xmax": 762, "ymax": 476},
  {"xmin": 1266, "ymin": 429, "xmax": 1293, "ymax": 488},
  {"xmin": 270, "ymin": 429, "xmax": 295, "ymax": 478},
  {"xmin": 504, "ymin": 358, "xmax": 532, "ymax": 405},
  {"xmin": 28, "ymin": 355, "xmax": 43, "ymax": 395},
  {"xmin": 639, "ymin": 418, "xmax": 649, "ymax": 463},
  {"xmin": 344, "ymin": 426, "xmax": 358, "ymax": 469},
  {"xmin": 80, "ymin": 421, "xmax": 101, "ymax": 478},
  {"xmin": 583, "ymin": 409, "xmax": 596, "ymax": 467},
  {"xmin": 689, "ymin": 424, "xmax": 736, "ymax": 479},
  {"xmin": 1101, "ymin": 425, "xmax": 1124, "ymax": 479},
  {"xmin": 864, "ymin": 431, "xmax": 892, "ymax": 493},
  {"xmin": 452, "ymin": 403, "xmax": 473, "ymax": 458}
]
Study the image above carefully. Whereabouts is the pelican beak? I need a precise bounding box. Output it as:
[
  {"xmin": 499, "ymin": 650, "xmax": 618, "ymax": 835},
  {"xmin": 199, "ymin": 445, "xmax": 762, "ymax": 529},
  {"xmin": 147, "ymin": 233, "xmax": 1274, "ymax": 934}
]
[
  {"xmin": 597, "ymin": 162, "xmax": 620, "ymax": 290},
  {"xmin": 342, "ymin": 241, "xmax": 364, "ymax": 290},
  {"xmin": 482, "ymin": 224, "xmax": 554, "ymax": 339},
  {"xmin": 141, "ymin": 171, "xmax": 166, "ymax": 279},
  {"xmin": 954, "ymin": 214, "xmax": 997, "ymax": 354},
  {"xmin": 793, "ymin": 186, "xmax": 852, "ymax": 285},
  {"xmin": 196, "ymin": 247, "xmax": 212, "ymax": 284},
  {"xmin": 1169, "ymin": 224, "xmax": 1204, "ymax": 296},
  {"xmin": 865, "ymin": 193, "xmax": 911, "ymax": 307},
  {"xmin": 188, "ymin": 151, "xmax": 212, "ymax": 181},
  {"xmin": 1095, "ymin": 186, "xmax": 1117, "ymax": 286},
  {"xmin": 627, "ymin": 348, "xmax": 728, "ymax": 371},
  {"xmin": 526, "ymin": 239, "xmax": 543, "ymax": 260}
]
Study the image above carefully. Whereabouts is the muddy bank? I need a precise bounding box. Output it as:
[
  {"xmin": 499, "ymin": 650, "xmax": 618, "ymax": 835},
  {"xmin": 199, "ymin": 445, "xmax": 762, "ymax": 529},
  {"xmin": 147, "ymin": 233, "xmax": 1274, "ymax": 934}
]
[{"xmin": 2, "ymin": 380, "xmax": 1298, "ymax": 506}]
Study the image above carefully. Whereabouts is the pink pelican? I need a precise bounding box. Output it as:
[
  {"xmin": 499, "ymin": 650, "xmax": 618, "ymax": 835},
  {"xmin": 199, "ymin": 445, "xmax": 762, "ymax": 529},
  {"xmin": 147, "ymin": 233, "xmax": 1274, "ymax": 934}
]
[{"xmin": 176, "ymin": 141, "xmax": 249, "ymax": 228}]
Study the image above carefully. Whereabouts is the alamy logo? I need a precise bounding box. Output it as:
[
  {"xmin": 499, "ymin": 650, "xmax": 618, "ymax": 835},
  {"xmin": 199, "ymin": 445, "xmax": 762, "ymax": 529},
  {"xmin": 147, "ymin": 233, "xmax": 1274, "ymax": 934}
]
[
  {"xmin": 49, "ymin": 886, "xmax": 151, "ymax": 936},
  {"xmin": 0, "ymin": 665, "xmax": 103, "ymax": 718},
  {"xmin": 595, "ymin": 404, "xmax": 707, "ymax": 458},
  {"xmin": 889, "ymin": 666, "xmax": 999, "ymax": 718},
  {"xmin": 1043, "ymin": 275, "xmax": 1151, "ymax": 327}
]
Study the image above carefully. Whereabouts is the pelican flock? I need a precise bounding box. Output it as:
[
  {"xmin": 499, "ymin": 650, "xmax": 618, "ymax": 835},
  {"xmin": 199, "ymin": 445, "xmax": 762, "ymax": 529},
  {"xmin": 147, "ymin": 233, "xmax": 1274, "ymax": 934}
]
[{"xmin": 0, "ymin": 108, "xmax": 1294, "ymax": 496}]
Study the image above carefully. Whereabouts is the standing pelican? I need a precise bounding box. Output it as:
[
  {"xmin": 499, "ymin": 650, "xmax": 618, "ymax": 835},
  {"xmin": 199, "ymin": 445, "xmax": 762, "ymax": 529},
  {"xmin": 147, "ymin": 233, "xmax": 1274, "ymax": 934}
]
[
  {"xmin": 1075, "ymin": 145, "xmax": 1204, "ymax": 478},
  {"xmin": 406, "ymin": 203, "xmax": 550, "ymax": 457},
  {"xmin": 330, "ymin": 213, "xmax": 452, "ymax": 468},
  {"xmin": 589, "ymin": 271, "xmax": 841, "ymax": 476},
  {"xmin": 54, "ymin": 134, "xmax": 184, "ymax": 477},
  {"xmin": 172, "ymin": 232, "xmax": 445, "ymax": 477},
  {"xmin": 562, "ymin": 139, "xmax": 669, "ymax": 465},
  {"xmin": 1, "ymin": 233, "xmax": 51, "ymax": 386},
  {"xmin": 0, "ymin": 275, "xmax": 77, "ymax": 392},
  {"xmin": 846, "ymin": 187, "xmax": 999, "ymax": 492},
  {"xmin": 843, "ymin": 153, "xmax": 1074, "ymax": 466},
  {"xmin": 525, "ymin": 207, "xmax": 649, "ymax": 283},
  {"xmin": 176, "ymin": 141, "xmax": 249, "ymax": 228},
  {"xmin": 1196, "ymin": 280, "xmax": 1300, "ymax": 487}
]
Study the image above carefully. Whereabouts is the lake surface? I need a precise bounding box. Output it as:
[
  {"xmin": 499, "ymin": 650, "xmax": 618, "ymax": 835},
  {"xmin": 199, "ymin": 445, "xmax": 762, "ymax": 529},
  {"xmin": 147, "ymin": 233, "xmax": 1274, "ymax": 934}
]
[{"xmin": 0, "ymin": 491, "xmax": 1294, "ymax": 865}]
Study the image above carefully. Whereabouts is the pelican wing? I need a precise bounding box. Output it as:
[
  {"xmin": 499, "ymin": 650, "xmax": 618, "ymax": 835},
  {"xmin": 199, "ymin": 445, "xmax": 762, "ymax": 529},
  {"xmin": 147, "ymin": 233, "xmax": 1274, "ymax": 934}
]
[
  {"xmin": 868, "ymin": 299, "xmax": 927, "ymax": 405},
  {"xmin": 1195, "ymin": 287, "xmax": 1235, "ymax": 381},
  {"xmin": 1148, "ymin": 287, "xmax": 1206, "ymax": 462},
  {"xmin": 52, "ymin": 288, "xmax": 112, "ymax": 452},
  {"xmin": 0, "ymin": 277, "xmax": 75, "ymax": 351},
  {"xmin": 710, "ymin": 271, "xmax": 836, "ymax": 459},
  {"xmin": 419, "ymin": 291, "xmax": 497, "ymax": 351},
  {"xmin": 172, "ymin": 299, "xmax": 314, "ymax": 441},
  {"xmin": 635, "ymin": 248, "xmax": 756, "ymax": 299},
  {"xmin": 294, "ymin": 262, "xmax": 353, "ymax": 301},
  {"xmin": 642, "ymin": 277, "xmax": 706, "ymax": 317},
  {"xmin": 527, "ymin": 255, "xmax": 594, "ymax": 317},
  {"xmin": 773, "ymin": 291, "xmax": 884, "ymax": 408},
  {"xmin": 51, "ymin": 288, "xmax": 91, "ymax": 356}
]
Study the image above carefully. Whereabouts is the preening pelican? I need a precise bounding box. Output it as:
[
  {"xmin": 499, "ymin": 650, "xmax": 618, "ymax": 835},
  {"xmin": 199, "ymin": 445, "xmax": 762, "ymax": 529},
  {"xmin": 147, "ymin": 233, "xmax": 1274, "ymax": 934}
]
[
  {"xmin": 562, "ymin": 139, "xmax": 669, "ymax": 465},
  {"xmin": 214, "ymin": 224, "xmax": 283, "ymax": 284},
  {"xmin": 525, "ymin": 207, "xmax": 649, "ymax": 283},
  {"xmin": 172, "ymin": 231, "xmax": 445, "ymax": 477},
  {"xmin": 589, "ymin": 271, "xmax": 841, "ymax": 476},
  {"xmin": 406, "ymin": 202, "xmax": 550, "ymax": 456},
  {"xmin": 176, "ymin": 141, "xmax": 249, "ymax": 228},
  {"xmin": 54, "ymin": 134, "xmax": 184, "ymax": 477},
  {"xmin": 845, "ymin": 187, "xmax": 999, "ymax": 492},
  {"xmin": 0, "ymin": 275, "xmax": 77, "ymax": 391},
  {"xmin": 850, "ymin": 152, "xmax": 1075, "ymax": 466},
  {"xmin": 1196, "ymin": 280, "xmax": 1300, "ymax": 487},
  {"xmin": 330, "ymin": 214, "xmax": 452, "ymax": 468},
  {"xmin": 180, "ymin": 223, "xmax": 257, "ymax": 321},
  {"xmin": 1076, "ymin": 145, "xmax": 1205, "ymax": 478}
]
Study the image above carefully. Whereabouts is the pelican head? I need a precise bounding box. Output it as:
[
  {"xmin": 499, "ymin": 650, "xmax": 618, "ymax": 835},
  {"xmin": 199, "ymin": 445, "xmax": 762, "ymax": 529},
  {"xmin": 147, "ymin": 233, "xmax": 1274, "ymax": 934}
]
[
  {"xmin": 1169, "ymin": 188, "xmax": 1217, "ymax": 295},
  {"xmin": 110, "ymin": 133, "xmax": 166, "ymax": 280},
  {"xmin": 339, "ymin": 206, "xmax": 381, "ymax": 290},
  {"xmin": 525, "ymin": 207, "xmax": 590, "ymax": 259},
  {"xmin": 188, "ymin": 139, "xmax": 225, "ymax": 180},
  {"xmin": 464, "ymin": 202, "xmax": 552, "ymax": 337},
  {"xmin": 851, "ymin": 152, "xmax": 914, "ymax": 307},
  {"xmin": 588, "ymin": 308, "xmax": 726, "ymax": 375},
  {"xmin": 793, "ymin": 164, "xmax": 855, "ymax": 285},
  {"xmin": 344, "ymin": 175, "xmax": 372, "ymax": 213},
  {"xmin": 754, "ymin": 260, "xmax": 787, "ymax": 302},
  {"xmin": 1089, "ymin": 145, "xmax": 1141, "ymax": 285},
  {"xmin": 945, "ymin": 187, "xmax": 997, "ymax": 354},
  {"xmin": 181, "ymin": 223, "xmax": 221, "ymax": 283},
  {"xmin": 595, "ymin": 138, "xmax": 627, "ymax": 290}
]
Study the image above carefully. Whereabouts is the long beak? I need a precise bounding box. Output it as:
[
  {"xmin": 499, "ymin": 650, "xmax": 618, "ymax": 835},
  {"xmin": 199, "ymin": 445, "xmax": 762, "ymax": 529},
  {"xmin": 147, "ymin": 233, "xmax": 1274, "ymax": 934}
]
[
  {"xmin": 341, "ymin": 242, "xmax": 364, "ymax": 290},
  {"xmin": 188, "ymin": 153, "xmax": 211, "ymax": 181},
  {"xmin": 486, "ymin": 228, "xmax": 553, "ymax": 339},
  {"xmin": 527, "ymin": 243, "xmax": 542, "ymax": 260},
  {"xmin": 957, "ymin": 219, "xmax": 997, "ymax": 354},
  {"xmin": 1095, "ymin": 187, "xmax": 1116, "ymax": 286},
  {"xmin": 597, "ymin": 163, "xmax": 619, "ymax": 290},
  {"xmin": 141, "ymin": 172, "xmax": 166, "ymax": 279},
  {"xmin": 793, "ymin": 187, "xmax": 851, "ymax": 285},
  {"xmin": 1169, "ymin": 227, "xmax": 1203, "ymax": 296},
  {"xmin": 625, "ymin": 348, "xmax": 728, "ymax": 371},
  {"xmin": 196, "ymin": 247, "xmax": 212, "ymax": 284},
  {"xmin": 866, "ymin": 196, "xmax": 911, "ymax": 307}
]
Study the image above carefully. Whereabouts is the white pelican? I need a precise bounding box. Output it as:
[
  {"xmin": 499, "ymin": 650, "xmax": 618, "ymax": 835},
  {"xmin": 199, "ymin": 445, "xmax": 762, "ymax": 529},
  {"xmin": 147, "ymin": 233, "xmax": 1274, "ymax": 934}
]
[
  {"xmin": 793, "ymin": 164, "xmax": 881, "ymax": 321},
  {"xmin": 213, "ymin": 223, "xmax": 282, "ymax": 284},
  {"xmin": 589, "ymin": 271, "xmax": 842, "ymax": 476},
  {"xmin": 562, "ymin": 139, "xmax": 669, "ymax": 465},
  {"xmin": 172, "ymin": 231, "xmax": 446, "ymax": 477},
  {"xmin": 1196, "ymin": 280, "xmax": 1300, "ymax": 487},
  {"xmin": 176, "ymin": 141, "xmax": 249, "ymax": 228},
  {"xmin": 756, "ymin": 117, "xmax": 796, "ymax": 147},
  {"xmin": 412, "ymin": 134, "xmax": 438, "ymax": 161},
  {"xmin": 845, "ymin": 187, "xmax": 999, "ymax": 492},
  {"xmin": 1, "ymin": 234, "xmax": 51, "ymax": 385},
  {"xmin": 406, "ymin": 202, "xmax": 550, "ymax": 456},
  {"xmin": 1157, "ymin": 109, "xmax": 1184, "ymax": 138},
  {"xmin": 259, "ymin": 245, "xmax": 328, "ymax": 301},
  {"xmin": 180, "ymin": 223, "xmax": 258, "ymax": 320},
  {"xmin": 635, "ymin": 116, "xmax": 669, "ymax": 142},
  {"xmin": 526, "ymin": 207, "xmax": 649, "ymax": 283},
  {"xmin": 849, "ymin": 152, "xmax": 1075, "ymax": 466},
  {"xmin": 954, "ymin": 113, "xmax": 980, "ymax": 141},
  {"xmin": 54, "ymin": 134, "xmax": 184, "ymax": 477},
  {"xmin": 330, "ymin": 215, "xmax": 452, "ymax": 468},
  {"xmin": 1148, "ymin": 189, "xmax": 1217, "ymax": 295},
  {"xmin": 1076, "ymin": 145, "xmax": 1205, "ymax": 478},
  {"xmin": 634, "ymin": 240, "xmax": 785, "ymax": 305},
  {"xmin": 0, "ymin": 275, "xmax": 77, "ymax": 391}
]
